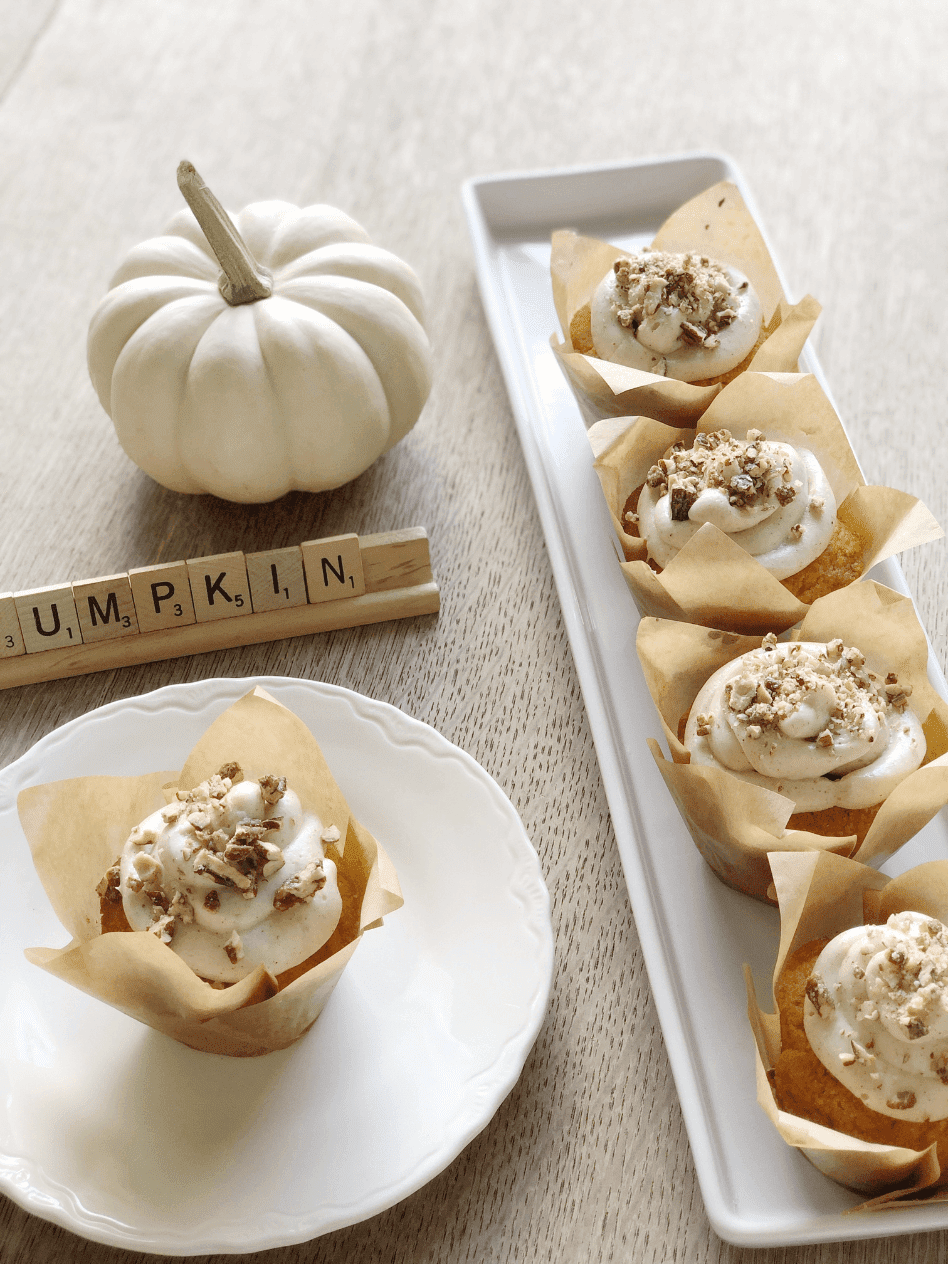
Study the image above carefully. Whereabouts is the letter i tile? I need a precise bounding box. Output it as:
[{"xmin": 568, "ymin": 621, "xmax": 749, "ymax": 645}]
[
  {"xmin": 14, "ymin": 585, "xmax": 83, "ymax": 653},
  {"xmin": 246, "ymin": 547, "xmax": 307, "ymax": 612},
  {"xmin": 0, "ymin": 593, "xmax": 25, "ymax": 658}
]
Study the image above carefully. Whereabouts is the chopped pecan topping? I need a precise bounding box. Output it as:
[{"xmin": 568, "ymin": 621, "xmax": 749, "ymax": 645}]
[
  {"xmin": 149, "ymin": 912, "xmax": 175, "ymax": 944},
  {"xmin": 96, "ymin": 859, "xmax": 123, "ymax": 904},
  {"xmin": 610, "ymin": 251, "xmax": 745, "ymax": 349},
  {"xmin": 193, "ymin": 847, "xmax": 252, "ymax": 892},
  {"xmin": 258, "ymin": 774, "xmax": 287, "ymax": 805},
  {"xmin": 669, "ymin": 486, "xmax": 697, "ymax": 521},
  {"xmin": 273, "ymin": 860, "xmax": 327, "ymax": 911},
  {"xmin": 805, "ymin": 974, "xmax": 834, "ymax": 1017},
  {"xmin": 224, "ymin": 931, "xmax": 243, "ymax": 964}
]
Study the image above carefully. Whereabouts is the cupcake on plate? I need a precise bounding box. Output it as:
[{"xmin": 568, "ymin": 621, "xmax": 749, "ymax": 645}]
[
  {"xmin": 749, "ymin": 851, "xmax": 948, "ymax": 1201},
  {"xmin": 98, "ymin": 762, "xmax": 345, "ymax": 988},
  {"xmin": 19, "ymin": 687, "xmax": 402, "ymax": 1056}
]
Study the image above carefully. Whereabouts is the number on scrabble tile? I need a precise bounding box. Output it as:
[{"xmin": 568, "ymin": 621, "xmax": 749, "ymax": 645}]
[{"xmin": 0, "ymin": 593, "xmax": 25, "ymax": 658}]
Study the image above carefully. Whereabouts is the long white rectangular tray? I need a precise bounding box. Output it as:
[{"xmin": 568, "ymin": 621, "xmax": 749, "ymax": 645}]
[{"xmin": 461, "ymin": 151, "xmax": 948, "ymax": 1248}]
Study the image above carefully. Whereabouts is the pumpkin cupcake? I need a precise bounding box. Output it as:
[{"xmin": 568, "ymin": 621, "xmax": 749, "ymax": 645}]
[
  {"xmin": 638, "ymin": 581, "xmax": 948, "ymax": 901},
  {"xmin": 749, "ymin": 851, "xmax": 948, "ymax": 1201},
  {"xmin": 592, "ymin": 372, "xmax": 943, "ymax": 635},
  {"xmin": 19, "ymin": 687, "xmax": 402, "ymax": 1056},
  {"xmin": 551, "ymin": 180, "xmax": 820, "ymax": 427},
  {"xmin": 572, "ymin": 249, "xmax": 766, "ymax": 386},
  {"xmin": 98, "ymin": 762, "xmax": 346, "ymax": 989}
]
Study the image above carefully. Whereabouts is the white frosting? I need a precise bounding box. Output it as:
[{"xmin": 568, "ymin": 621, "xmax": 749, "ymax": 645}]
[
  {"xmin": 589, "ymin": 250, "xmax": 763, "ymax": 381},
  {"xmin": 119, "ymin": 767, "xmax": 342, "ymax": 983},
  {"xmin": 804, "ymin": 913, "xmax": 948, "ymax": 1122},
  {"xmin": 635, "ymin": 429, "xmax": 836, "ymax": 579},
  {"xmin": 684, "ymin": 637, "xmax": 925, "ymax": 811}
]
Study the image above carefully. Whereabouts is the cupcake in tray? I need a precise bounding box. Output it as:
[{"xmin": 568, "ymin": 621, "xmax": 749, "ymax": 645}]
[
  {"xmin": 749, "ymin": 850, "xmax": 948, "ymax": 1202},
  {"xmin": 592, "ymin": 372, "xmax": 942, "ymax": 635},
  {"xmin": 637, "ymin": 581, "xmax": 948, "ymax": 902},
  {"xmin": 551, "ymin": 180, "xmax": 821, "ymax": 427},
  {"xmin": 577, "ymin": 248, "xmax": 765, "ymax": 383},
  {"xmin": 17, "ymin": 688, "xmax": 402, "ymax": 1056}
]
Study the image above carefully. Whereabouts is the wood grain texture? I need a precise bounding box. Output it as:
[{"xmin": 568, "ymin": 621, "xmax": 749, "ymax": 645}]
[{"xmin": 1, "ymin": 1, "xmax": 948, "ymax": 1262}]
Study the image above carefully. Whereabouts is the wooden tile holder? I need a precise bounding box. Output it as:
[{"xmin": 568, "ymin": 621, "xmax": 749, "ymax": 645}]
[{"xmin": 0, "ymin": 528, "xmax": 438, "ymax": 690}]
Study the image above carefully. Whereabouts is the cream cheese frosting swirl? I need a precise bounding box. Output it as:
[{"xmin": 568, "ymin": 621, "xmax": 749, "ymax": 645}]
[
  {"xmin": 588, "ymin": 250, "xmax": 763, "ymax": 380},
  {"xmin": 634, "ymin": 428, "xmax": 836, "ymax": 579},
  {"xmin": 803, "ymin": 913, "xmax": 948, "ymax": 1122},
  {"xmin": 684, "ymin": 636, "xmax": 925, "ymax": 811},
  {"xmin": 114, "ymin": 764, "xmax": 342, "ymax": 983}
]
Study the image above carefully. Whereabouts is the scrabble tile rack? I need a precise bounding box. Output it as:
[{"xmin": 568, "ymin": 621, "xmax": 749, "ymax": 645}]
[{"xmin": 0, "ymin": 527, "xmax": 438, "ymax": 690}]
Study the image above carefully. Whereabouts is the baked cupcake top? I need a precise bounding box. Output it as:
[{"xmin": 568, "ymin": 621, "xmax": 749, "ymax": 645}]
[
  {"xmin": 633, "ymin": 428, "xmax": 836, "ymax": 578},
  {"xmin": 589, "ymin": 250, "xmax": 763, "ymax": 380},
  {"xmin": 684, "ymin": 635, "xmax": 925, "ymax": 810},
  {"xmin": 804, "ymin": 912, "xmax": 948, "ymax": 1122},
  {"xmin": 102, "ymin": 763, "xmax": 343, "ymax": 983}
]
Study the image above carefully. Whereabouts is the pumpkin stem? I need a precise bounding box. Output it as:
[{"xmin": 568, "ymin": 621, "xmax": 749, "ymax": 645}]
[{"xmin": 177, "ymin": 161, "xmax": 273, "ymax": 306}]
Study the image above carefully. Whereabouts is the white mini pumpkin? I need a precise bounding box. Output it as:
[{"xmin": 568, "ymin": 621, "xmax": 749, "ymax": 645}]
[{"xmin": 88, "ymin": 163, "xmax": 433, "ymax": 503}]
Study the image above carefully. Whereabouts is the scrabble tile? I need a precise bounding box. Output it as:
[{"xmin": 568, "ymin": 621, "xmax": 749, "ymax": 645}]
[
  {"xmin": 0, "ymin": 593, "xmax": 25, "ymax": 658},
  {"xmin": 74, "ymin": 573, "xmax": 140, "ymax": 643},
  {"xmin": 14, "ymin": 585, "xmax": 82, "ymax": 653},
  {"xmin": 128, "ymin": 562, "xmax": 197, "ymax": 633},
  {"xmin": 246, "ymin": 546, "xmax": 308, "ymax": 613},
  {"xmin": 301, "ymin": 534, "xmax": 365, "ymax": 604},
  {"xmin": 187, "ymin": 552, "xmax": 250, "ymax": 622}
]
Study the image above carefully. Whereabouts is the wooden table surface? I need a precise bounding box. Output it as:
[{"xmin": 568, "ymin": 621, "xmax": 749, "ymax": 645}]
[{"xmin": 2, "ymin": 2, "xmax": 948, "ymax": 1261}]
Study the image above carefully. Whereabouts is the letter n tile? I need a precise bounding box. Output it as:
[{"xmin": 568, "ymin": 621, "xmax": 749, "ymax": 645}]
[{"xmin": 301, "ymin": 534, "xmax": 365, "ymax": 604}]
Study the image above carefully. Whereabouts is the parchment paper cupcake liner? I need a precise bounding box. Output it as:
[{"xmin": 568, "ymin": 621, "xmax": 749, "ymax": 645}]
[
  {"xmin": 638, "ymin": 581, "xmax": 948, "ymax": 902},
  {"xmin": 550, "ymin": 180, "xmax": 821, "ymax": 427},
  {"xmin": 17, "ymin": 687, "xmax": 403, "ymax": 1057},
  {"xmin": 747, "ymin": 850, "xmax": 948, "ymax": 1204},
  {"xmin": 591, "ymin": 371, "xmax": 943, "ymax": 635}
]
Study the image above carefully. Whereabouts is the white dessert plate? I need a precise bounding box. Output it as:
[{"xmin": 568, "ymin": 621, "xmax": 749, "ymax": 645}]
[
  {"xmin": 462, "ymin": 152, "xmax": 948, "ymax": 1248},
  {"xmin": 0, "ymin": 676, "xmax": 553, "ymax": 1255}
]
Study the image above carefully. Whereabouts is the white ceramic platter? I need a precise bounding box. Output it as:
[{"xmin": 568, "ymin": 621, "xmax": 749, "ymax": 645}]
[
  {"xmin": 0, "ymin": 677, "xmax": 553, "ymax": 1255},
  {"xmin": 462, "ymin": 152, "xmax": 948, "ymax": 1247}
]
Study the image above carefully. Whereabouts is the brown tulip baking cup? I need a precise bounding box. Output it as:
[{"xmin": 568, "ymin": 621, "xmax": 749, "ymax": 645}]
[
  {"xmin": 550, "ymin": 179, "xmax": 821, "ymax": 427},
  {"xmin": 592, "ymin": 372, "xmax": 943, "ymax": 635},
  {"xmin": 17, "ymin": 687, "xmax": 402, "ymax": 1057},
  {"xmin": 637, "ymin": 581, "xmax": 948, "ymax": 902},
  {"xmin": 747, "ymin": 850, "xmax": 948, "ymax": 1204}
]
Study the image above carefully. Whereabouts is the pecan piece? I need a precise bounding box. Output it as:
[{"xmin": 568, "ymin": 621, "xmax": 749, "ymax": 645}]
[{"xmin": 669, "ymin": 486, "xmax": 697, "ymax": 522}]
